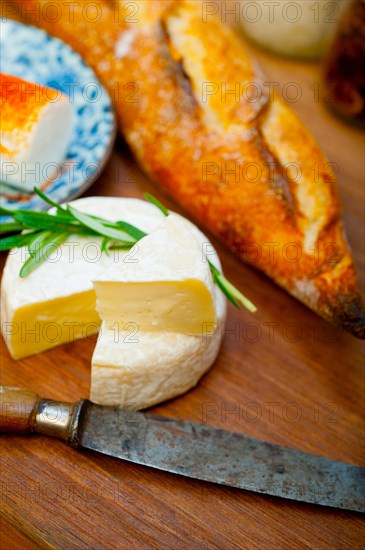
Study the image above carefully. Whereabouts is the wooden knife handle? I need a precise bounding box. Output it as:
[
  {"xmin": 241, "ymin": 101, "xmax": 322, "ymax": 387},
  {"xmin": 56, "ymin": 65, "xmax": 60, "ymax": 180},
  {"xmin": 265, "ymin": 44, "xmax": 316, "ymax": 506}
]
[
  {"xmin": 0, "ymin": 386, "xmax": 84, "ymax": 444},
  {"xmin": 0, "ymin": 387, "xmax": 41, "ymax": 432}
]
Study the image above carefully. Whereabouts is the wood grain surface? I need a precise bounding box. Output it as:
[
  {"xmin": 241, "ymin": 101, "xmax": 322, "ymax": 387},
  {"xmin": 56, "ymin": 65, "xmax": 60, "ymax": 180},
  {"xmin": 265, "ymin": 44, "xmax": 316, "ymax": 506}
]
[{"xmin": 1, "ymin": 9, "xmax": 365, "ymax": 550}]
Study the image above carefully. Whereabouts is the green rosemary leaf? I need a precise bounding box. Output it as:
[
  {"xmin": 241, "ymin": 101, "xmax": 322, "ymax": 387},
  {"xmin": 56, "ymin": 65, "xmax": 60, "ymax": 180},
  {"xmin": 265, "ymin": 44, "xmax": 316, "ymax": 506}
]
[
  {"xmin": 67, "ymin": 205, "xmax": 136, "ymax": 244},
  {"xmin": 215, "ymin": 276, "xmax": 240, "ymax": 308},
  {"xmin": 92, "ymin": 218, "xmax": 146, "ymax": 240},
  {"xmin": 108, "ymin": 242, "xmax": 135, "ymax": 251},
  {"xmin": 20, "ymin": 232, "xmax": 69, "ymax": 278},
  {"xmin": 12, "ymin": 210, "xmax": 87, "ymax": 234},
  {"xmin": 144, "ymin": 193, "xmax": 169, "ymax": 217},
  {"xmin": 27, "ymin": 230, "xmax": 53, "ymax": 258},
  {"xmin": 208, "ymin": 261, "xmax": 238, "ymax": 307},
  {"xmin": 221, "ymin": 277, "xmax": 257, "ymax": 313},
  {"xmin": 33, "ymin": 187, "xmax": 67, "ymax": 213},
  {"xmin": 0, "ymin": 232, "xmax": 37, "ymax": 252},
  {"xmin": 114, "ymin": 221, "xmax": 147, "ymax": 240},
  {"xmin": 209, "ymin": 261, "xmax": 256, "ymax": 313},
  {"xmin": 208, "ymin": 261, "xmax": 220, "ymax": 278},
  {"xmin": 0, "ymin": 206, "xmax": 15, "ymax": 216},
  {"xmin": 0, "ymin": 221, "xmax": 24, "ymax": 234},
  {"xmin": 101, "ymin": 236, "xmax": 111, "ymax": 255}
]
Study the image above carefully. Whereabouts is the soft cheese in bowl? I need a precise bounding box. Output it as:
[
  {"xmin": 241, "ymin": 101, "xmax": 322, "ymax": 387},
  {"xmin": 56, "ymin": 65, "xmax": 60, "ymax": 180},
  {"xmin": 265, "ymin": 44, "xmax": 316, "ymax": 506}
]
[
  {"xmin": 0, "ymin": 73, "xmax": 74, "ymax": 192},
  {"xmin": 1, "ymin": 197, "xmax": 227, "ymax": 409}
]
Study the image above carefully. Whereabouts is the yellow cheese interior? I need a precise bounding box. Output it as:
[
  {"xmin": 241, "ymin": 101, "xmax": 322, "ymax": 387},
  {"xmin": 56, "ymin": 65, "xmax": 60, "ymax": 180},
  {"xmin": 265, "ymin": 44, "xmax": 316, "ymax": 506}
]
[
  {"xmin": 94, "ymin": 280, "xmax": 216, "ymax": 335},
  {"xmin": 8, "ymin": 290, "xmax": 100, "ymax": 359}
]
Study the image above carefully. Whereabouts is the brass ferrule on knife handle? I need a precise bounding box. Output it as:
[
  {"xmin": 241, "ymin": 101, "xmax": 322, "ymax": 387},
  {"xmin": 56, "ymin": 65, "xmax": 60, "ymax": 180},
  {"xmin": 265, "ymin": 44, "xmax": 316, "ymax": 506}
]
[{"xmin": 0, "ymin": 386, "xmax": 86, "ymax": 446}]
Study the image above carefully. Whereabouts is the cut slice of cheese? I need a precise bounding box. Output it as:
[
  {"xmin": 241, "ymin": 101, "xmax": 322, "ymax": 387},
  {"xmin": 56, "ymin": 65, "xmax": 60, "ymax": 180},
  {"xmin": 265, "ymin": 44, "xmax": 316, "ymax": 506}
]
[
  {"xmin": 91, "ymin": 292, "xmax": 225, "ymax": 410},
  {"xmin": 0, "ymin": 198, "xmax": 167, "ymax": 359},
  {"xmin": 0, "ymin": 73, "xmax": 74, "ymax": 191},
  {"xmin": 4, "ymin": 289, "xmax": 100, "ymax": 360},
  {"xmin": 91, "ymin": 220, "xmax": 226, "ymax": 409},
  {"xmin": 93, "ymin": 216, "xmax": 216, "ymax": 335}
]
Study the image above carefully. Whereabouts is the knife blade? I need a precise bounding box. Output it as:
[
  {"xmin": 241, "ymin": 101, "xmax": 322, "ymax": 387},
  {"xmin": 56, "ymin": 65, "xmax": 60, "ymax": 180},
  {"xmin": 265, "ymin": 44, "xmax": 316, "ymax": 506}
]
[{"xmin": 1, "ymin": 387, "xmax": 364, "ymax": 513}]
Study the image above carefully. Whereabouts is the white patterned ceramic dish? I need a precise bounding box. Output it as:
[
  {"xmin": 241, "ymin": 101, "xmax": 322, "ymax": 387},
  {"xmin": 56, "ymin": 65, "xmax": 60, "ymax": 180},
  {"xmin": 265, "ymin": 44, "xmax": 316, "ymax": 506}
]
[{"xmin": 0, "ymin": 19, "xmax": 116, "ymax": 212}]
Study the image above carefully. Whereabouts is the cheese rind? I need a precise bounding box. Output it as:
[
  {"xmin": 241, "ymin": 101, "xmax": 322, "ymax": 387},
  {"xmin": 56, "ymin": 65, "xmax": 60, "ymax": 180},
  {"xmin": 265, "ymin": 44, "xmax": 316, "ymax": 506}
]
[{"xmin": 93, "ymin": 216, "xmax": 216, "ymax": 335}]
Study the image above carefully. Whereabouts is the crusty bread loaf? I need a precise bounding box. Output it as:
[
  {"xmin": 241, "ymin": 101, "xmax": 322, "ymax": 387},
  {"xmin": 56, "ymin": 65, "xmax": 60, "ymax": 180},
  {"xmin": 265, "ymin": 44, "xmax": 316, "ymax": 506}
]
[{"xmin": 11, "ymin": 0, "xmax": 365, "ymax": 338}]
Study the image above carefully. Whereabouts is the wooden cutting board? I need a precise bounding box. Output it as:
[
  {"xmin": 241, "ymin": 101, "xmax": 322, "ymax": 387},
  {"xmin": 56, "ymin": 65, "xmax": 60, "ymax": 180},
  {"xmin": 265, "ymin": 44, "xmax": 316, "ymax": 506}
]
[{"xmin": 1, "ymin": 25, "xmax": 364, "ymax": 550}]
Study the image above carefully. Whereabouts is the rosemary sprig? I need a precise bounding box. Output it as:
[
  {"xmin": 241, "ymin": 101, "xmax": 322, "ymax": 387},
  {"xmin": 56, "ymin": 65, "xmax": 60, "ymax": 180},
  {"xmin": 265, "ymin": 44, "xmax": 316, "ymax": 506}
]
[
  {"xmin": 144, "ymin": 193, "xmax": 169, "ymax": 217},
  {"xmin": 0, "ymin": 221, "xmax": 24, "ymax": 234},
  {"xmin": 21, "ymin": 231, "xmax": 69, "ymax": 278},
  {"xmin": 0, "ymin": 188, "xmax": 256, "ymax": 312},
  {"xmin": 67, "ymin": 205, "xmax": 136, "ymax": 243},
  {"xmin": 208, "ymin": 261, "xmax": 257, "ymax": 313},
  {"xmin": 0, "ymin": 232, "xmax": 38, "ymax": 252}
]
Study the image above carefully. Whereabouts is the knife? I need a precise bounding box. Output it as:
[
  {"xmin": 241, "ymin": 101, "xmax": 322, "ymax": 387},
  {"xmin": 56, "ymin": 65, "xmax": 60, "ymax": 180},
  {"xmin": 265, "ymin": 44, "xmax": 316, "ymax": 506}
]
[{"xmin": 1, "ymin": 387, "xmax": 364, "ymax": 513}]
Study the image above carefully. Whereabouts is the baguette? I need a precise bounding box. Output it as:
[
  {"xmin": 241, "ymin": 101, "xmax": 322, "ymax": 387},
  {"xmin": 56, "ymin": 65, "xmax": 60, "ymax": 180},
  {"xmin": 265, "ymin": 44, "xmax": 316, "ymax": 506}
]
[{"xmin": 10, "ymin": 0, "xmax": 365, "ymax": 338}]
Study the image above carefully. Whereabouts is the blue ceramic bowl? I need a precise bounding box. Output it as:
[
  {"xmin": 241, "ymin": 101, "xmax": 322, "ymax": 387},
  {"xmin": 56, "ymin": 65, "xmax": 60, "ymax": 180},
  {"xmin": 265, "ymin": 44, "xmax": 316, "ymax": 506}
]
[{"xmin": 0, "ymin": 19, "xmax": 116, "ymax": 213}]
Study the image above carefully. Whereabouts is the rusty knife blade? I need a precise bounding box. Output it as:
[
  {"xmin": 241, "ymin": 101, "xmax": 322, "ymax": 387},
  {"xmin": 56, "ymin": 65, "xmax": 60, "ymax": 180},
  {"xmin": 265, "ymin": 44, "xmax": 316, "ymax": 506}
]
[{"xmin": 74, "ymin": 401, "xmax": 365, "ymax": 513}]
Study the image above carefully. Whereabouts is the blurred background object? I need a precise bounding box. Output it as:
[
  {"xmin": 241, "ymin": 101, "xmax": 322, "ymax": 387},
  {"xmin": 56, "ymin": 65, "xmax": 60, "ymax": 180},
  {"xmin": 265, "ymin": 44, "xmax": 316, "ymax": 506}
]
[
  {"xmin": 323, "ymin": 0, "xmax": 365, "ymax": 127},
  {"xmin": 239, "ymin": 0, "xmax": 348, "ymax": 59}
]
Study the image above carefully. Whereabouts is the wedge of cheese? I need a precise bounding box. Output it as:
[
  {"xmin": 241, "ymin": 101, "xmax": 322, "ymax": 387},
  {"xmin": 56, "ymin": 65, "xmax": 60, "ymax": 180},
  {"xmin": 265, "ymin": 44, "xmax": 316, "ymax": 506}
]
[
  {"xmin": 93, "ymin": 216, "xmax": 216, "ymax": 335},
  {"xmin": 91, "ymin": 226, "xmax": 225, "ymax": 409},
  {"xmin": 90, "ymin": 294, "xmax": 225, "ymax": 409},
  {"xmin": 0, "ymin": 73, "xmax": 74, "ymax": 192},
  {"xmin": 0, "ymin": 198, "xmax": 167, "ymax": 359}
]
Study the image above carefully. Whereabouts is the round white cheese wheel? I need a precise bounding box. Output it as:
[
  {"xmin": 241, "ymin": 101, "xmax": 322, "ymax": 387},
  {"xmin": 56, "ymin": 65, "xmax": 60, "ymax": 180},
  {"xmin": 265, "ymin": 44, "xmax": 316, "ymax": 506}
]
[
  {"xmin": 85, "ymin": 201, "xmax": 227, "ymax": 410},
  {"xmin": 1, "ymin": 197, "xmax": 227, "ymax": 408},
  {"xmin": 88, "ymin": 200, "xmax": 227, "ymax": 410}
]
